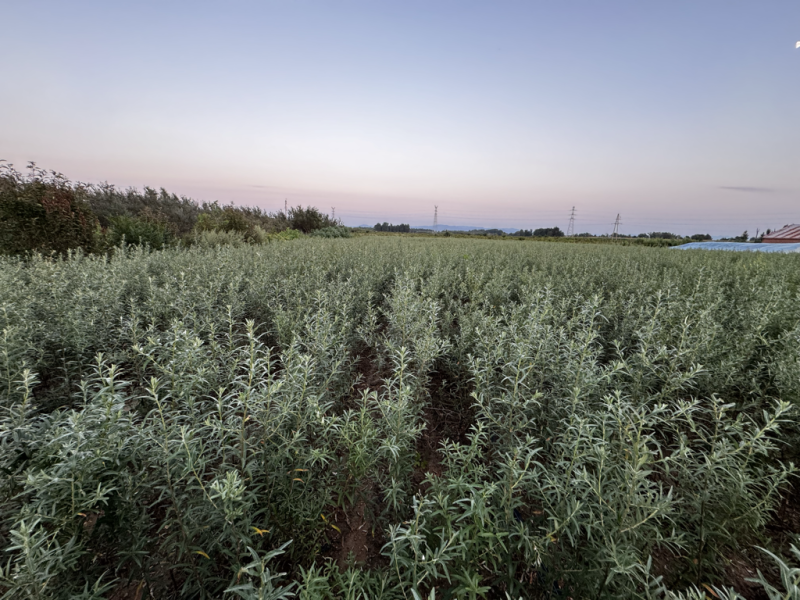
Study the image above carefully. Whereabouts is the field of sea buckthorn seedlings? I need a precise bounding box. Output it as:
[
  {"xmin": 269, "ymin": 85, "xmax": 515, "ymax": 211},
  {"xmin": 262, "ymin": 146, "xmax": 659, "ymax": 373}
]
[{"xmin": 1, "ymin": 237, "xmax": 800, "ymax": 600}]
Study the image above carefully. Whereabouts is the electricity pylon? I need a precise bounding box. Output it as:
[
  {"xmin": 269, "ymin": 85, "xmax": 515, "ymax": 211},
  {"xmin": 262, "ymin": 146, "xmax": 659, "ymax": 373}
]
[{"xmin": 567, "ymin": 206, "xmax": 576, "ymax": 237}]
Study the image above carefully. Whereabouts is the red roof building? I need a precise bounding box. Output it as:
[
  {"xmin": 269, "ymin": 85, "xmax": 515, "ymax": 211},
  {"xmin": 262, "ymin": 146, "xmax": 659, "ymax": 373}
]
[{"xmin": 763, "ymin": 224, "xmax": 800, "ymax": 243}]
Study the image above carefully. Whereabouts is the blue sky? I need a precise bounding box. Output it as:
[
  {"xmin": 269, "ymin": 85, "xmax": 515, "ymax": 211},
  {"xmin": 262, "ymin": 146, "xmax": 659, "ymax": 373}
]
[{"xmin": 1, "ymin": 1, "xmax": 799, "ymax": 235}]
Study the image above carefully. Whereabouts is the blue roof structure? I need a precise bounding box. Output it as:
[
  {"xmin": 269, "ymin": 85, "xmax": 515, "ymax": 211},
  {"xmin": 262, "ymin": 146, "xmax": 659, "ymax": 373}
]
[{"xmin": 672, "ymin": 242, "xmax": 800, "ymax": 253}]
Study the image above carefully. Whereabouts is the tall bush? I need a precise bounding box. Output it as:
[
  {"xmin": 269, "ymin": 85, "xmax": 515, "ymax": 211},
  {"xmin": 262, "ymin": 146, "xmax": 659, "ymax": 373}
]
[
  {"xmin": 107, "ymin": 215, "xmax": 173, "ymax": 250},
  {"xmin": 0, "ymin": 162, "xmax": 99, "ymax": 255}
]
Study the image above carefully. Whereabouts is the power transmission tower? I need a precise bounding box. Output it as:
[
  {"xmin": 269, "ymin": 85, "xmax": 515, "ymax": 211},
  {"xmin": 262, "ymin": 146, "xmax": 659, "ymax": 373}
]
[
  {"xmin": 612, "ymin": 214, "xmax": 621, "ymax": 239},
  {"xmin": 331, "ymin": 207, "xmax": 336, "ymax": 221},
  {"xmin": 284, "ymin": 199, "xmax": 288, "ymax": 217},
  {"xmin": 567, "ymin": 206, "xmax": 576, "ymax": 237},
  {"xmin": 433, "ymin": 205, "xmax": 438, "ymax": 231}
]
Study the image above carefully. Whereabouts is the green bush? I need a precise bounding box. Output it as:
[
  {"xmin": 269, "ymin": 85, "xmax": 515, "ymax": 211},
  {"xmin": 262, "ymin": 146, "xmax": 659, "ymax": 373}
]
[
  {"xmin": 283, "ymin": 206, "xmax": 338, "ymax": 234},
  {"xmin": 195, "ymin": 205, "xmax": 256, "ymax": 236},
  {"xmin": 107, "ymin": 215, "xmax": 173, "ymax": 250},
  {"xmin": 269, "ymin": 228, "xmax": 303, "ymax": 241},
  {"xmin": 189, "ymin": 228, "xmax": 250, "ymax": 248},
  {"xmin": 85, "ymin": 184, "xmax": 201, "ymax": 236},
  {"xmin": 0, "ymin": 162, "xmax": 100, "ymax": 255},
  {"xmin": 1, "ymin": 165, "xmax": 344, "ymax": 255}
]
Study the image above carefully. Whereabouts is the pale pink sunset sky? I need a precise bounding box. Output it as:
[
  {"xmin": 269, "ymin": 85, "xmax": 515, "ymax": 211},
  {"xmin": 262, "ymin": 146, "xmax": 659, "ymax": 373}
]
[{"xmin": 2, "ymin": 1, "xmax": 799, "ymax": 236}]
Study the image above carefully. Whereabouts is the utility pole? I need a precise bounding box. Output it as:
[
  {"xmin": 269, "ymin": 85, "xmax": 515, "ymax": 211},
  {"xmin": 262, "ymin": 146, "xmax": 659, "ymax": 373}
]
[
  {"xmin": 433, "ymin": 205, "xmax": 438, "ymax": 231},
  {"xmin": 567, "ymin": 206, "xmax": 576, "ymax": 237},
  {"xmin": 612, "ymin": 214, "xmax": 621, "ymax": 239}
]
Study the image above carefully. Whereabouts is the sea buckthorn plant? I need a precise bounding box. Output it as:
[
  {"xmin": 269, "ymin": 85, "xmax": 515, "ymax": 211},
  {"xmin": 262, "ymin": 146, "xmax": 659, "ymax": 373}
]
[{"xmin": 0, "ymin": 238, "xmax": 799, "ymax": 599}]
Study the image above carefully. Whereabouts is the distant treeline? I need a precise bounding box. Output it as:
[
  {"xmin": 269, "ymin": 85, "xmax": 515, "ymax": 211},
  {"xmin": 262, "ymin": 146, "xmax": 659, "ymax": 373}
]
[
  {"xmin": 508, "ymin": 228, "xmax": 713, "ymax": 241},
  {"xmin": 515, "ymin": 236, "xmax": 687, "ymax": 247},
  {"xmin": 0, "ymin": 162, "xmax": 346, "ymax": 255},
  {"xmin": 513, "ymin": 227, "xmax": 565, "ymax": 237},
  {"xmin": 637, "ymin": 232, "xmax": 711, "ymax": 241},
  {"xmin": 373, "ymin": 222, "xmax": 410, "ymax": 232},
  {"xmin": 432, "ymin": 228, "xmax": 715, "ymax": 247},
  {"xmin": 366, "ymin": 223, "xmax": 717, "ymax": 243}
]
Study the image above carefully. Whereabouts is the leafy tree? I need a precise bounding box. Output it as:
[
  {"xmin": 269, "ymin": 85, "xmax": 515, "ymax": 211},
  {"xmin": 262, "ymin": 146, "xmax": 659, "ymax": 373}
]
[
  {"xmin": 374, "ymin": 223, "xmax": 410, "ymax": 232},
  {"xmin": 282, "ymin": 205, "xmax": 337, "ymax": 233},
  {"xmin": 532, "ymin": 226, "xmax": 564, "ymax": 237}
]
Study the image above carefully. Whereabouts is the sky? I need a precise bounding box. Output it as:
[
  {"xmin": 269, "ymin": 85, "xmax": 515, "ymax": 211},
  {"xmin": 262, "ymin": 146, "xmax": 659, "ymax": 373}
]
[{"xmin": 1, "ymin": 1, "xmax": 799, "ymax": 236}]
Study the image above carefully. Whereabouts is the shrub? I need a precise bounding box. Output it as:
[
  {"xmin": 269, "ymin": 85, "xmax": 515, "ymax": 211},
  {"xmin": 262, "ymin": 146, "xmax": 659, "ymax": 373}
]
[
  {"xmin": 269, "ymin": 228, "xmax": 303, "ymax": 241},
  {"xmin": 283, "ymin": 206, "xmax": 338, "ymax": 234},
  {"xmin": 107, "ymin": 215, "xmax": 173, "ymax": 250},
  {"xmin": 85, "ymin": 184, "xmax": 201, "ymax": 236},
  {"xmin": 187, "ymin": 228, "xmax": 250, "ymax": 248},
  {"xmin": 195, "ymin": 205, "xmax": 255, "ymax": 236},
  {"xmin": 0, "ymin": 162, "xmax": 100, "ymax": 255},
  {"xmin": 1, "ymin": 164, "xmax": 343, "ymax": 253}
]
